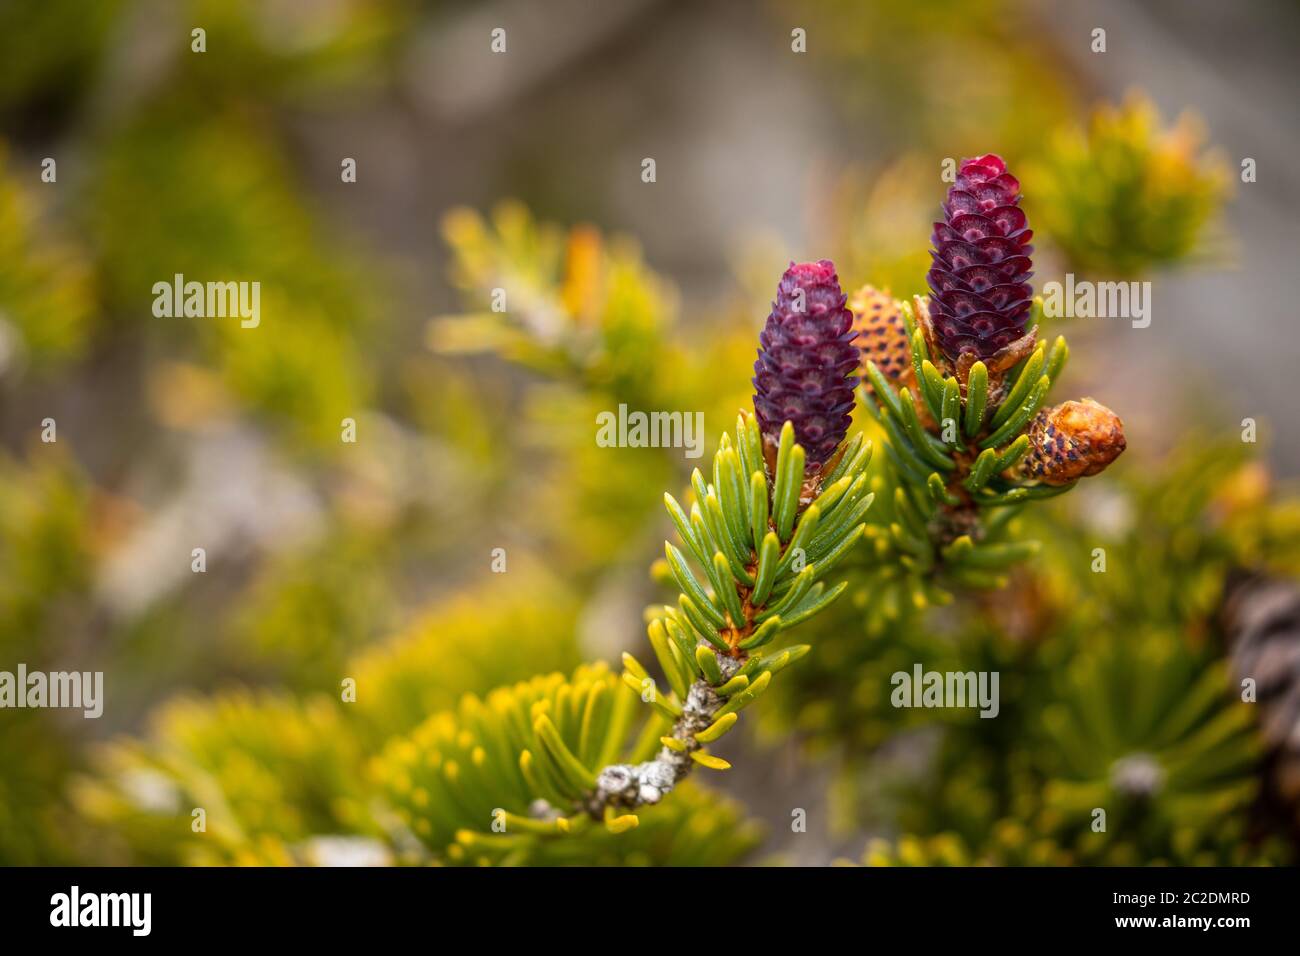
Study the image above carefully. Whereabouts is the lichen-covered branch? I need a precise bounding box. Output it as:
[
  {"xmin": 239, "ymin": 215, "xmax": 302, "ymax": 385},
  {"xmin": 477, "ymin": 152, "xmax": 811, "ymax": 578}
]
[{"xmin": 587, "ymin": 663, "xmax": 737, "ymax": 813}]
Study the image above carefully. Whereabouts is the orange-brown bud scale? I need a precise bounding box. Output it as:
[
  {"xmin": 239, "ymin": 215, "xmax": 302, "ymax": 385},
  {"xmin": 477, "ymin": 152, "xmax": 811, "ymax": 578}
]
[
  {"xmin": 1017, "ymin": 398, "xmax": 1127, "ymax": 485},
  {"xmin": 850, "ymin": 285, "xmax": 911, "ymax": 391}
]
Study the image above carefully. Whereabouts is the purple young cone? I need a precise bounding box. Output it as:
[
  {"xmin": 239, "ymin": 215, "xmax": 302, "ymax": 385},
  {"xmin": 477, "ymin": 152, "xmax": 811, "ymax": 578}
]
[
  {"xmin": 752, "ymin": 260, "xmax": 859, "ymax": 472},
  {"xmin": 927, "ymin": 154, "xmax": 1034, "ymax": 365}
]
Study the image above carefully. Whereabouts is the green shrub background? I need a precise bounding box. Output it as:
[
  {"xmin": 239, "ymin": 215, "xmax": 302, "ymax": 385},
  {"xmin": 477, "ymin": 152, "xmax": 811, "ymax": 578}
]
[{"xmin": 1, "ymin": 0, "xmax": 1297, "ymax": 866}]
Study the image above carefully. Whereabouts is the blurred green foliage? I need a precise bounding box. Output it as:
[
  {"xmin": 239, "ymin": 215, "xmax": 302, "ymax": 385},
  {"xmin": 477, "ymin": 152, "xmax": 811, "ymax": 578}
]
[
  {"xmin": 792, "ymin": 0, "xmax": 1074, "ymax": 160},
  {"xmin": 811, "ymin": 446, "xmax": 1300, "ymax": 865},
  {"xmin": 88, "ymin": 102, "xmax": 378, "ymax": 450},
  {"xmin": 0, "ymin": 0, "xmax": 1288, "ymax": 868},
  {"xmin": 0, "ymin": 449, "xmax": 96, "ymax": 864},
  {"xmin": 1028, "ymin": 94, "xmax": 1231, "ymax": 278},
  {"xmin": 0, "ymin": 0, "xmax": 124, "ymax": 116},
  {"xmin": 77, "ymin": 658, "xmax": 762, "ymax": 866},
  {"xmin": 432, "ymin": 202, "xmax": 760, "ymax": 577},
  {"xmin": 346, "ymin": 568, "xmax": 583, "ymax": 745},
  {"xmin": 0, "ymin": 151, "xmax": 96, "ymax": 365}
]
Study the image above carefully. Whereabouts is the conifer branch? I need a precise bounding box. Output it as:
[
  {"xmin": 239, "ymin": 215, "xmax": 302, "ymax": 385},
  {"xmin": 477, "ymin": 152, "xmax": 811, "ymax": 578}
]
[
  {"xmin": 585, "ymin": 261, "xmax": 872, "ymax": 820},
  {"xmin": 587, "ymin": 414, "xmax": 870, "ymax": 818},
  {"xmin": 851, "ymin": 154, "xmax": 1127, "ymax": 596}
]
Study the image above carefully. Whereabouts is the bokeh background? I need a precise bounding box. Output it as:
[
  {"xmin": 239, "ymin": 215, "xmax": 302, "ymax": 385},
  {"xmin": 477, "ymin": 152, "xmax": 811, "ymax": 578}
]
[{"xmin": 2, "ymin": 0, "xmax": 1299, "ymax": 866}]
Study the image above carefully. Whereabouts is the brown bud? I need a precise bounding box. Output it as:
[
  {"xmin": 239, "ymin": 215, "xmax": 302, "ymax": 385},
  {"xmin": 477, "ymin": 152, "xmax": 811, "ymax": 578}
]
[
  {"xmin": 1018, "ymin": 398, "xmax": 1126, "ymax": 485},
  {"xmin": 850, "ymin": 285, "xmax": 912, "ymax": 393}
]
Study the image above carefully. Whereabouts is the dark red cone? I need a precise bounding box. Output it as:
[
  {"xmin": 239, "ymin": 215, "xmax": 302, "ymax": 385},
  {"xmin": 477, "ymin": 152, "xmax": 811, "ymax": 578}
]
[
  {"xmin": 927, "ymin": 154, "xmax": 1034, "ymax": 365},
  {"xmin": 752, "ymin": 260, "xmax": 859, "ymax": 472}
]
